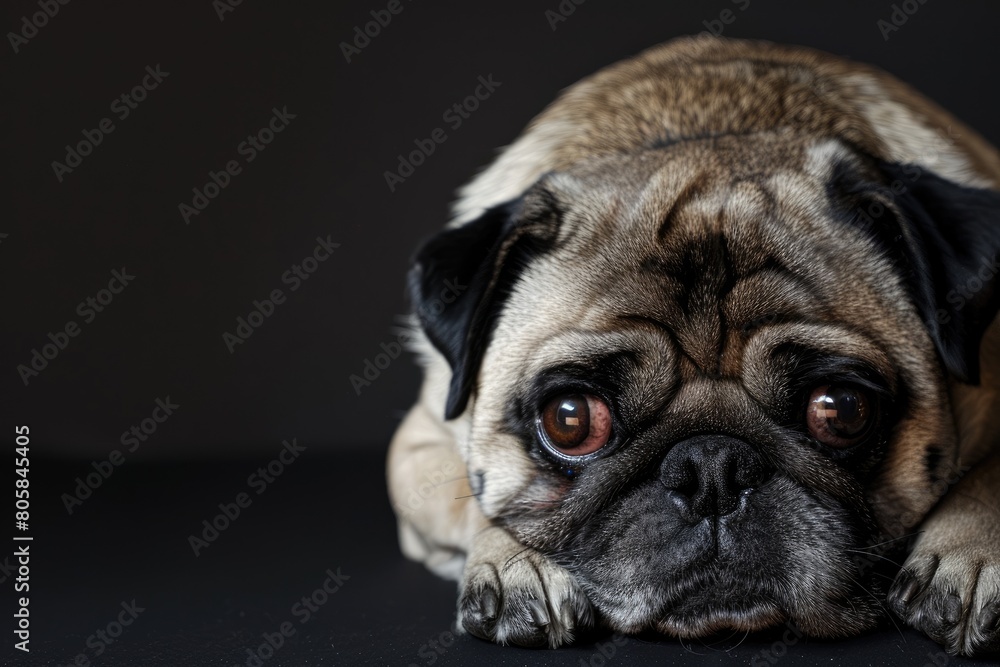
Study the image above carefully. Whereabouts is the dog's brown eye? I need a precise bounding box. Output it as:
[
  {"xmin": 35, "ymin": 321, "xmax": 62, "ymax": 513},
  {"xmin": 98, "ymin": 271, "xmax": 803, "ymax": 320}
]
[
  {"xmin": 540, "ymin": 394, "xmax": 611, "ymax": 456},
  {"xmin": 806, "ymin": 385, "xmax": 873, "ymax": 448}
]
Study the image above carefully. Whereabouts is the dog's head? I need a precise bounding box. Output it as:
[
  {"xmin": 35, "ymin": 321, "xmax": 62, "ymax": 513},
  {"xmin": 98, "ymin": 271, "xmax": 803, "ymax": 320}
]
[{"xmin": 410, "ymin": 134, "xmax": 1000, "ymax": 636}]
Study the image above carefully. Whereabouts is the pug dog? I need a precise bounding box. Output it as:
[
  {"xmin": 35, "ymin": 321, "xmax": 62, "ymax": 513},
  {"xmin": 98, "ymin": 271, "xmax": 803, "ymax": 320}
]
[{"xmin": 387, "ymin": 36, "xmax": 1000, "ymax": 656}]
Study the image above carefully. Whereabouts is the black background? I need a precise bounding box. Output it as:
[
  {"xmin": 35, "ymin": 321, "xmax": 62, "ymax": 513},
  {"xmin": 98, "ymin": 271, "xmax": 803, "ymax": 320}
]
[{"xmin": 2, "ymin": 0, "xmax": 1000, "ymax": 665}]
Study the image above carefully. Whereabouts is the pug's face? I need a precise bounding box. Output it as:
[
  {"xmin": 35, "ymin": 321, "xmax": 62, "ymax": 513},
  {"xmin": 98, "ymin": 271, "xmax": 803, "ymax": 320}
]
[{"xmin": 412, "ymin": 134, "xmax": 991, "ymax": 636}]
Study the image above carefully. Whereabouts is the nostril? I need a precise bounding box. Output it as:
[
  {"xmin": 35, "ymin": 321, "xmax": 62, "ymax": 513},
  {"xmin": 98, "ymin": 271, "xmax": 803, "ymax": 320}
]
[
  {"xmin": 723, "ymin": 457, "xmax": 739, "ymax": 491},
  {"xmin": 662, "ymin": 461, "xmax": 699, "ymax": 499},
  {"xmin": 677, "ymin": 462, "xmax": 699, "ymax": 498},
  {"xmin": 659, "ymin": 435, "xmax": 773, "ymax": 520},
  {"xmin": 737, "ymin": 460, "xmax": 772, "ymax": 490}
]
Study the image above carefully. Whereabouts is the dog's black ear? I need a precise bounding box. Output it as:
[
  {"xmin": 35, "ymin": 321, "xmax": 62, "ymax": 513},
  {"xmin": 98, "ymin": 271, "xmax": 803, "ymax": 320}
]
[
  {"xmin": 867, "ymin": 162, "xmax": 1000, "ymax": 384},
  {"xmin": 409, "ymin": 191, "xmax": 559, "ymax": 419}
]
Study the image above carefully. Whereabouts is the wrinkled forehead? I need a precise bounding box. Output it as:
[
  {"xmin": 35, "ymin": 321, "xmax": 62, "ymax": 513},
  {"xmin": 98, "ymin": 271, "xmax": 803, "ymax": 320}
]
[
  {"xmin": 481, "ymin": 136, "xmax": 900, "ymax": 384},
  {"xmin": 526, "ymin": 136, "xmax": 852, "ymax": 306},
  {"xmin": 538, "ymin": 134, "xmax": 833, "ymax": 267}
]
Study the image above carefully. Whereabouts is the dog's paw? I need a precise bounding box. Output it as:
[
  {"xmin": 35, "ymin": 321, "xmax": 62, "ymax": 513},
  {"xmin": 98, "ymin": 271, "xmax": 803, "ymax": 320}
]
[
  {"xmin": 889, "ymin": 549, "xmax": 1000, "ymax": 656},
  {"xmin": 457, "ymin": 528, "xmax": 593, "ymax": 648}
]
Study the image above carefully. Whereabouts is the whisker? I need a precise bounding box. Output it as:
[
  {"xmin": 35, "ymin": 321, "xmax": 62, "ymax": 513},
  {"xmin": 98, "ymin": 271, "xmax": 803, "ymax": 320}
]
[
  {"xmin": 844, "ymin": 572, "xmax": 905, "ymax": 641},
  {"xmin": 501, "ymin": 547, "xmax": 533, "ymax": 574},
  {"xmin": 845, "ymin": 549, "xmax": 904, "ymax": 569},
  {"xmin": 854, "ymin": 532, "xmax": 923, "ymax": 552},
  {"xmin": 728, "ymin": 628, "xmax": 752, "ymax": 651}
]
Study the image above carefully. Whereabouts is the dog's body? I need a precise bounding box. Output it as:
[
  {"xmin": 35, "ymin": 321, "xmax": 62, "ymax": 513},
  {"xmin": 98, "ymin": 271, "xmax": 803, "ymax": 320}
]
[{"xmin": 388, "ymin": 37, "xmax": 1000, "ymax": 655}]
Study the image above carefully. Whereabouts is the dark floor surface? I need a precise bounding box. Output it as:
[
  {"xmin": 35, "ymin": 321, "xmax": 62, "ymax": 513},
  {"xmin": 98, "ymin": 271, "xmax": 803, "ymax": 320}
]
[{"xmin": 3, "ymin": 450, "xmax": 993, "ymax": 667}]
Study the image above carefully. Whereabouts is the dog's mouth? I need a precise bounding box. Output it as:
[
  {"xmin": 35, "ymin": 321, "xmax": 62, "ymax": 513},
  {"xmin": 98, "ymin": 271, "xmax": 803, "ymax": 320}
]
[
  {"xmin": 570, "ymin": 543, "xmax": 882, "ymax": 639},
  {"xmin": 569, "ymin": 543, "xmax": 792, "ymax": 635},
  {"xmin": 541, "ymin": 471, "xmax": 886, "ymax": 639},
  {"xmin": 654, "ymin": 594, "xmax": 787, "ymax": 637},
  {"xmin": 640, "ymin": 554, "xmax": 788, "ymax": 635}
]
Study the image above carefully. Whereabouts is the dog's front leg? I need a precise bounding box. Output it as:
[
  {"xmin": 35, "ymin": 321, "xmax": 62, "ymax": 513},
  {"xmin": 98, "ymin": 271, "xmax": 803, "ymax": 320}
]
[
  {"xmin": 458, "ymin": 524, "xmax": 594, "ymax": 647},
  {"xmin": 888, "ymin": 452, "xmax": 1000, "ymax": 656},
  {"xmin": 388, "ymin": 399, "xmax": 593, "ymax": 647}
]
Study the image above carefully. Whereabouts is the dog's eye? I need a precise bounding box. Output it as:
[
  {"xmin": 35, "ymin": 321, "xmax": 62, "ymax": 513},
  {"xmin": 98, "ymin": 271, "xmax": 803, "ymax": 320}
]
[
  {"xmin": 539, "ymin": 394, "xmax": 612, "ymax": 456},
  {"xmin": 806, "ymin": 384, "xmax": 874, "ymax": 448}
]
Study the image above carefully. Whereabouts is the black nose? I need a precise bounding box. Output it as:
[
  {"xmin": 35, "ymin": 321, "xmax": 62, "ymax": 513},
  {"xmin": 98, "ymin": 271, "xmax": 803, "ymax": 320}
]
[{"xmin": 659, "ymin": 435, "xmax": 771, "ymax": 519}]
